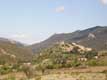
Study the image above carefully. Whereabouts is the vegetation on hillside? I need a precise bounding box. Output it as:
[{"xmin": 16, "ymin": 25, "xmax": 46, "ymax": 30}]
[
  {"xmin": 33, "ymin": 42, "xmax": 107, "ymax": 71},
  {"xmin": 0, "ymin": 38, "xmax": 107, "ymax": 79},
  {"xmin": 0, "ymin": 40, "xmax": 33, "ymax": 64},
  {"xmin": 30, "ymin": 26, "xmax": 107, "ymax": 53}
]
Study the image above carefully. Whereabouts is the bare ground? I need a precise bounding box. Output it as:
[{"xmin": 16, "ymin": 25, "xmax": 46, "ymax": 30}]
[{"xmin": 45, "ymin": 66, "xmax": 107, "ymax": 74}]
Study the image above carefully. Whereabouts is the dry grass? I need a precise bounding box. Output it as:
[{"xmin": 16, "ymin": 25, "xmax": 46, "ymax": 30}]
[
  {"xmin": 41, "ymin": 73, "xmax": 106, "ymax": 80},
  {"xmin": 0, "ymin": 66, "xmax": 107, "ymax": 80},
  {"xmin": 41, "ymin": 66, "xmax": 107, "ymax": 80},
  {"xmin": 0, "ymin": 72, "xmax": 27, "ymax": 80},
  {"xmin": 46, "ymin": 66, "xmax": 107, "ymax": 74}
]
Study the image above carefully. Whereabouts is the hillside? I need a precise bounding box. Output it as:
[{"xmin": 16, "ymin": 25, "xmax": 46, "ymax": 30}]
[
  {"xmin": 0, "ymin": 41, "xmax": 107, "ymax": 79},
  {"xmin": 0, "ymin": 38, "xmax": 33, "ymax": 64},
  {"xmin": 33, "ymin": 42, "xmax": 107, "ymax": 70},
  {"xmin": 32, "ymin": 42, "xmax": 107, "ymax": 80},
  {"xmin": 30, "ymin": 26, "xmax": 107, "ymax": 53}
]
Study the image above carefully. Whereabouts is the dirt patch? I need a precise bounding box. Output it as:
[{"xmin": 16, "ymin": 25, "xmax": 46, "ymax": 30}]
[
  {"xmin": 0, "ymin": 72, "xmax": 27, "ymax": 80},
  {"xmin": 41, "ymin": 73, "xmax": 106, "ymax": 80},
  {"xmin": 46, "ymin": 66, "xmax": 107, "ymax": 74}
]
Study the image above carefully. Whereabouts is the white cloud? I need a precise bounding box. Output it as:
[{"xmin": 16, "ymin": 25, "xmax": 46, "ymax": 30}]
[
  {"xmin": 11, "ymin": 34, "xmax": 30, "ymax": 39},
  {"xmin": 100, "ymin": 0, "xmax": 107, "ymax": 5},
  {"xmin": 10, "ymin": 34, "xmax": 35, "ymax": 44},
  {"xmin": 55, "ymin": 6, "xmax": 64, "ymax": 13}
]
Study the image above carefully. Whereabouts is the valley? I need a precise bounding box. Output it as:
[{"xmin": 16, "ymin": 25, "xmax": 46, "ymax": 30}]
[{"xmin": 0, "ymin": 26, "xmax": 107, "ymax": 80}]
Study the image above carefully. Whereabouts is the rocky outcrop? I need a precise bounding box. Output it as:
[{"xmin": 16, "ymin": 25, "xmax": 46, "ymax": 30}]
[{"xmin": 58, "ymin": 41, "xmax": 92, "ymax": 53}]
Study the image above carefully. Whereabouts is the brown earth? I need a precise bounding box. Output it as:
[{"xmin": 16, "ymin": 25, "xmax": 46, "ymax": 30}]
[{"xmin": 45, "ymin": 66, "xmax": 107, "ymax": 74}]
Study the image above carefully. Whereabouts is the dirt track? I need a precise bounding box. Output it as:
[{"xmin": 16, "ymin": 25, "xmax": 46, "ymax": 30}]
[{"xmin": 46, "ymin": 66, "xmax": 107, "ymax": 74}]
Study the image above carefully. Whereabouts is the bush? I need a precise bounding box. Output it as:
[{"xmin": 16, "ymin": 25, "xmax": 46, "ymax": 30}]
[
  {"xmin": 21, "ymin": 64, "xmax": 35, "ymax": 78},
  {"xmin": 87, "ymin": 59, "xmax": 98, "ymax": 66},
  {"xmin": 0, "ymin": 65, "xmax": 12, "ymax": 75},
  {"xmin": 71, "ymin": 59, "xmax": 81, "ymax": 67},
  {"xmin": 85, "ymin": 51, "xmax": 98, "ymax": 59}
]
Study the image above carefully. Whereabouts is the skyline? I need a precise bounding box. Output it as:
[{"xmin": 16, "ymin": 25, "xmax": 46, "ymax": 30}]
[{"xmin": 0, "ymin": 0, "xmax": 107, "ymax": 44}]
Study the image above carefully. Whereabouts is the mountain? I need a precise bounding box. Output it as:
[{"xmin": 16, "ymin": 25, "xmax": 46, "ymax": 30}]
[
  {"xmin": 0, "ymin": 38, "xmax": 24, "ymax": 47},
  {"xmin": 0, "ymin": 38, "xmax": 33, "ymax": 64},
  {"xmin": 30, "ymin": 26, "xmax": 107, "ymax": 53},
  {"xmin": 33, "ymin": 42, "xmax": 107, "ymax": 69}
]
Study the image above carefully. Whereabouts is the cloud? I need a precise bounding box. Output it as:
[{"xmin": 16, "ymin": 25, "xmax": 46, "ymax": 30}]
[
  {"xmin": 10, "ymin": 34, "xmax": 35, "ymax": 44},
  {"xmin": 11, "ymin": 34, "xmax": 30, "ymax": 39},
  {"xmin": 100, "ymin": 0, "xmax": 107, "ymax": 5},
  {"xmin": 55, "ymin": 6, "xmax": 64, "ymax": 13}
]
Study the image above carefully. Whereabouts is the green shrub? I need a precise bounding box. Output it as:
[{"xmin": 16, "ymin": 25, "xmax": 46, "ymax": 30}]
[
  {"xmin": 87, "ymin": 59, "xmax": 98, "ymax": 66},
  {"xmin": 71, "ymin": 59, "xmax": 81, "ymax": 67},
  {"xmin": 0, "ymin": 65, "xmax": 12, "ymax": 75},
  {"xmin": 85, "ymin": 51, "xmax": 98, "ymax": 59}
]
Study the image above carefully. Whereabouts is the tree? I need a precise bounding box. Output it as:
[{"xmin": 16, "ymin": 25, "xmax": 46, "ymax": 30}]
[{"xmin": 85, "ymin": 51, "xmax": 98, "ymax": 59}]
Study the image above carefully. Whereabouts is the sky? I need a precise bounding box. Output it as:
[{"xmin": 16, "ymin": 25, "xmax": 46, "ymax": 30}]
[{"xmin": 0, "ymin": 0, "xmax": 107, "ymax": 44}]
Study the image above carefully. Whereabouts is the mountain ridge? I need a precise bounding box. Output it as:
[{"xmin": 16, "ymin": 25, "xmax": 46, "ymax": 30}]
[
  {"xmin": 0, "ymin": 37, "xmax": 33, "ymax": 64},
  {"xmin": 29, "ymin": 26, "xmax": 107, "ymax": 53}
]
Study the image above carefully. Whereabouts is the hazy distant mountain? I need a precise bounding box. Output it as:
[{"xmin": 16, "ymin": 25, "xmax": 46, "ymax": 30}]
[
  {"xmin": 0, "ymin": 38, "xmax": 33, "ymax": 64},
  {"xmin": 30, "ymin": 26, "xmax": 107, "ymax": 53}
]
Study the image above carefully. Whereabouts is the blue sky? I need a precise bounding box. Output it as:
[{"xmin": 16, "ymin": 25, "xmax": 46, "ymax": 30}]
[{"xmin": 0, "ymin": 0, "xmax": 107, "ymax": 44}]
